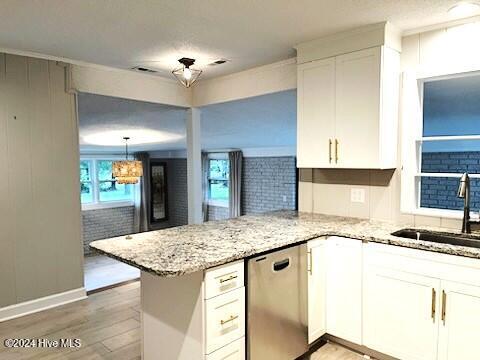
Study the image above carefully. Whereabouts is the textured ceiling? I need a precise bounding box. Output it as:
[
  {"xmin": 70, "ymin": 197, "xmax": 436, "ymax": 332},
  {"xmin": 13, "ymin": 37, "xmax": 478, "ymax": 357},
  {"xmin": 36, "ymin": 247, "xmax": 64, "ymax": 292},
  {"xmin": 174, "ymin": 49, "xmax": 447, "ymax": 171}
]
[
  {"xmin": 78, "ymin": 90, "xmax": 296, "ymax": 153},
  {"xmin": 0, "ymin": 1, "xmax": 473, "ymax": 79}
]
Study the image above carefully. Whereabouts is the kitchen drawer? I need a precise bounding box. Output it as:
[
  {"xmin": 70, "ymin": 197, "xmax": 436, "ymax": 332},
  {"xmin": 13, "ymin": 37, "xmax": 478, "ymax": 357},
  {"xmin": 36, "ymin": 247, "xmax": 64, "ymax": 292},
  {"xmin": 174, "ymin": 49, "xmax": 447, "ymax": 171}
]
[
  {"xmin": 204, "ymin": 260, "xmax": 244, "ymax": 299},
  {"xmin": 205, "ymin": 287, "xmax": 245, "ymax": 354},
  {"xmin": 205, "ymin": 337, "xmax": 245, "ymax": 360}
]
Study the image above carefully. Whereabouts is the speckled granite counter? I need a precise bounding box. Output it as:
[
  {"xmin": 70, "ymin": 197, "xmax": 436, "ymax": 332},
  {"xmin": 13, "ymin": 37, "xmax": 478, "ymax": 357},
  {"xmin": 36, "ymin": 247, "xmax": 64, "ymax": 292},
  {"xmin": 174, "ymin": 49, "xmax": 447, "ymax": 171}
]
[{"xmin": 89, "ymin": 211, "xmax": 480, "ymax": 277}]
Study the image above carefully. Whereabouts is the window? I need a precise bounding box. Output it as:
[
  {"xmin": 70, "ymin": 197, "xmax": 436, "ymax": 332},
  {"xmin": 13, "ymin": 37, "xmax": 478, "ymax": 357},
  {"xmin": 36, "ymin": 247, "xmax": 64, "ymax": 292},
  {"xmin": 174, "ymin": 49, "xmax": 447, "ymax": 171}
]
[
  {"xmin": 413, "ymin": 73, "xmax": 480, "ymax": 215},
  {"xmin": 208, "ymin": 158, "xmax": 229, "ymax": 206},
  {"xmin": 80, "ymin": 158, "xmax": 135, "ymax": 209}
]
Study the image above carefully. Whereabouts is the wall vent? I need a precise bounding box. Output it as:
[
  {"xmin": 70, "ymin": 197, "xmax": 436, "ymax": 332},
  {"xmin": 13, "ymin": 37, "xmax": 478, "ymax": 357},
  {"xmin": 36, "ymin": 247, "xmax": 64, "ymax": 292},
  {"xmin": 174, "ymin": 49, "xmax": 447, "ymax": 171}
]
[
  {"xmin": 131, "ymin": 66, "xmax": 157, "ymax": 73},
  {"xmin": 208, "ymin": 59, "xmax": 229, "ymax": 66}
]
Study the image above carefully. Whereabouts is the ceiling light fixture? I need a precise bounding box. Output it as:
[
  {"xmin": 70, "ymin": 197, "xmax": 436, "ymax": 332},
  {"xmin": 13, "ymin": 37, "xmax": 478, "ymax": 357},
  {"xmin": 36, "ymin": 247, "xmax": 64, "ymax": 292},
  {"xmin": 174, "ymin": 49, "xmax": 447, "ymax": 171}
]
[
  {"xmin": 172, "ymin": 57, "xmax": 202, "ymax": 88},
  {"xmin": 113, "ymin": 137, "xmax": 143, "ymax": 184},
  {"xmin": 448, "ymin": 2, "xmax": 480, "ymax": 17}
]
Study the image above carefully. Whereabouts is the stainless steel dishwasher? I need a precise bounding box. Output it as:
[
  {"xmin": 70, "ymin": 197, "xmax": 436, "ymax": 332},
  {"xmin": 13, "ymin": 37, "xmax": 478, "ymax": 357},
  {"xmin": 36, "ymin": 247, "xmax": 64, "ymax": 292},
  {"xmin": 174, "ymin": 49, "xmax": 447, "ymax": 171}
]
[{"xmin": 247, "ymin": 244, "xmax": 308, "ymax": 360}]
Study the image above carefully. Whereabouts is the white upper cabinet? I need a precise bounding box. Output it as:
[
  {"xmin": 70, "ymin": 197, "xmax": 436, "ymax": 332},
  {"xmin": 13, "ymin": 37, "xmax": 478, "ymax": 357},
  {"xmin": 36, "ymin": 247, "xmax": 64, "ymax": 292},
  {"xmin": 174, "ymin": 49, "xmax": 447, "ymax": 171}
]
[
  {"xmin": 335, "ymin": 47, "xmax": 380, "ymax": 168},
  {"xmin": 297, "ymin": 58, "xmax": 336, "ymax": 168},
  {"xmin": 296, "ymin": 23, "xmax": 401, "ymax": 169}
]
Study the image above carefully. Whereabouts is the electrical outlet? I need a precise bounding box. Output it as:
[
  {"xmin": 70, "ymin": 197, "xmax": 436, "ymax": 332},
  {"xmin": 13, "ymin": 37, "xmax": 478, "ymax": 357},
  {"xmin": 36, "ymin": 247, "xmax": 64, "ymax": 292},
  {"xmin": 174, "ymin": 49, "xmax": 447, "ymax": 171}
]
[{"xmin": 351, "ymin": 188, "xmax": 365, "ymax": 203}]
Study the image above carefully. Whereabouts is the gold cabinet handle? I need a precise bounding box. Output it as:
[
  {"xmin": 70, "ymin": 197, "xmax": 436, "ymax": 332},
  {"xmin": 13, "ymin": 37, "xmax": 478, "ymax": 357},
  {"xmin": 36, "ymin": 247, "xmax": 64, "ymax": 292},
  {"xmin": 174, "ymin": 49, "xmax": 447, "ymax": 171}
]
[
  {"xmin": 335, "ymin": 139, "xmax": 339, "ymax": 163},
  {"xmin": 329, "ymin": 139, "xmax": 333, "ymax": 163},
  {"xmin": 441, "ymin": 290, "xmax": 447, "ymax": 325},
  {"xmin": 219, "ymin": 275, "xmax": 238, "ymax": 284},
  {"xmin": 220, "ymin": 314, "xmax": 238, "ymax": 325},
  {"xmin": 431, "ymin": 288, "xmax": 436, "ymax": 321}
]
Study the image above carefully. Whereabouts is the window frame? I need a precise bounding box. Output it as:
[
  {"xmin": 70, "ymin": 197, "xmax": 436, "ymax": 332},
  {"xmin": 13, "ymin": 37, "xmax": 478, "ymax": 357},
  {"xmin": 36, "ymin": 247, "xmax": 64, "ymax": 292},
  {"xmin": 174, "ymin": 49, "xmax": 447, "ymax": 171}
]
[
  {"xmin": 207, "ymin": 153, "xmax": 229, "ymax": 208},
  {"xmin": 402, "ymin": 70, "xmax": 480, "ymax": 219},
  {"xmin": 80, "ymin": 156, "xmax": 136, "ymax": 211}
]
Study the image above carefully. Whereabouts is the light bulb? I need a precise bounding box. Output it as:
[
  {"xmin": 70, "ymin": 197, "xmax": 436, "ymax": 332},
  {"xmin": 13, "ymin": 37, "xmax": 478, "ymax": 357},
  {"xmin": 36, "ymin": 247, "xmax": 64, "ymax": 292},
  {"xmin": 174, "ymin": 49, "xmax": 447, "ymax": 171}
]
[{"xmin": 183, "ymin": 67, "xmax": 192, "ymax": 80}]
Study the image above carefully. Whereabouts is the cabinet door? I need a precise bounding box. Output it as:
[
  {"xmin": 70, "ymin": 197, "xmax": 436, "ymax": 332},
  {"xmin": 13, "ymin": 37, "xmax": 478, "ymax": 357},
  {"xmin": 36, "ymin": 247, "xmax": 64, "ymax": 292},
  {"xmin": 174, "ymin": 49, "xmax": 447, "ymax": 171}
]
[
  {"xmin": 363, "ymin": 267, "xmax": 440, "ymax": 360},
  {"xmin": 438, "ymin": 281, "xmax": 480, "ymax": 360},
  {"xmin": 307, "ymin": 239, "xmax": 326, "ymax": 344},
  {"xmin": 297, "ymin": 57, "xmax": 335, "ymax": 168},
  {"xmin": 335, "ymin": 47, "xmax": 381, "ymax": 168},
  {"xmin": 326, "ymin": 237, "xmax": 362, "ymax": 344}
]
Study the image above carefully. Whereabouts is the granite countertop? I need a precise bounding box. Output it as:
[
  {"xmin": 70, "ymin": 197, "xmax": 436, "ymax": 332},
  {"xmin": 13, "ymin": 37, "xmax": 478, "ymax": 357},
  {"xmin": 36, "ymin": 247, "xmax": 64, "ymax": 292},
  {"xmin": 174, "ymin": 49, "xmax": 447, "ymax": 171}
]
[{"xmin": 89, "ymin": 210, "xmax": 480, "ymax": 277}]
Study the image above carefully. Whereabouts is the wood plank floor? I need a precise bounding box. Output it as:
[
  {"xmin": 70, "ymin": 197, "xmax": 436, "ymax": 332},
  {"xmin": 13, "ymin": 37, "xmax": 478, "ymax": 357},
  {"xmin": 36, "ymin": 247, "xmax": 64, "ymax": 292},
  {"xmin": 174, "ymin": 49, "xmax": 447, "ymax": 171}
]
[{"xmin": 0, "ymin": 282, "xmax": 361, "ymax": 360}]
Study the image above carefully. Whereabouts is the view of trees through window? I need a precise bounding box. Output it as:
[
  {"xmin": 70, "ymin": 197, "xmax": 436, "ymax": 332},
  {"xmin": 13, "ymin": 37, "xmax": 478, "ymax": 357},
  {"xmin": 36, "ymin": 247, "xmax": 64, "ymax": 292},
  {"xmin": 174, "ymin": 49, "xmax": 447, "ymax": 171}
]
[
  {"xmin": 208, "ymin": 159, "xmax": 229, "ymax": 202},
  {"xmin": 80, "ymin": 160, "xmax": 133, "ymax": 204}
]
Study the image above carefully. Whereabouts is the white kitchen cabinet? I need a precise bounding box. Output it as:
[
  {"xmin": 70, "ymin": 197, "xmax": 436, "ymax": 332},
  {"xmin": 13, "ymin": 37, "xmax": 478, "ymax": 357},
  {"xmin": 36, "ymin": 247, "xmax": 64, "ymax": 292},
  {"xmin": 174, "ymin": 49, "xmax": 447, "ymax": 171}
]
[
  {"xmin": 296, "ymin": 46, "xmax": 399, "ymax": 169},
  {"xmin": 297, "ymin": 58, "xmax": 335, "ymax": 168},
  {"xmin": 326, "ymin": 237, "xmax": 362, "ymax": 344},
  {"xmin": 307, "ymin": 239, "xmax": 326, "ymax": 344},
  {"xmin": 437, "ymin": 281, "xmax": 480, "ymax": 360},
  {"xmin": 363, "ymin": 266, "xmax": 440, "ymax": 360}
]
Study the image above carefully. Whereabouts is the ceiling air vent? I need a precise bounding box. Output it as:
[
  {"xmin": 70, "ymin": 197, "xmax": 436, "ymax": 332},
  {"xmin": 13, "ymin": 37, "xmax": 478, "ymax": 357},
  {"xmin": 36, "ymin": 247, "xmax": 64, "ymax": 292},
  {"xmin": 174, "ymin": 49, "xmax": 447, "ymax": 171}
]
[
  {"xmin": 131, "ymin": 66, "xmax": 157, "ymax": 73},
  {"xmin": 208, "ymin": 59, "xmax": 229, "ymax": 66}
]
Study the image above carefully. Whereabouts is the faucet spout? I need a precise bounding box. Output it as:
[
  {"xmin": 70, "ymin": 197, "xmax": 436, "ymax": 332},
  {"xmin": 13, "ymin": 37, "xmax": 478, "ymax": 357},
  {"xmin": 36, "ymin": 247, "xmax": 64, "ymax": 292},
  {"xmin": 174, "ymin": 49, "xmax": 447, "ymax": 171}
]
[{"xmin": 457, "ymin": 173, "xmax": 471, "ymax": 233}]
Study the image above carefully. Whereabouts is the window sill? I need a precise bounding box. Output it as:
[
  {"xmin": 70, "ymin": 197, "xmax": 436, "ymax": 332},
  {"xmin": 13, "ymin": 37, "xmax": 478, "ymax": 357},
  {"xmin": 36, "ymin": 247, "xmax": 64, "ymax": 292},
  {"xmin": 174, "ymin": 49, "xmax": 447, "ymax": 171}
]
[
  {"xmin": 82, "ymin": 201, "xmax": 135, "ymax": 211},
  {"xmin": 208, "ymin": 200, "xmax": 229, "ymax": 208}
]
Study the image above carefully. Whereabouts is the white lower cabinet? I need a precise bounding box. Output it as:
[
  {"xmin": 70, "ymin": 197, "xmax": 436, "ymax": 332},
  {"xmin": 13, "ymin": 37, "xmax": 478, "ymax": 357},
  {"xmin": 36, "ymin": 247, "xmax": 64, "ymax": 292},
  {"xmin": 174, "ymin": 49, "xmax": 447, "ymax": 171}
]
[
  {"xmin": 205, "ymin": 337, "xmax": 245, "ymax": 360},
  {"xmin": 326, "ymin": 237, "xmax": 362, "ymax": 344},
  {"xmin": 437, "ymin": 281, "xmax": 480, "ymax": 360},
  {"xmin": 205, "ymin": 287, "xmax": 245, "ymax": 355},
  {"xmin": 307, "ymin": 239, "xmax": 327, "ymax": 344},
  {"xmin": 364, "ymin": 243, "xmax": 480, "ymax": 360},
  {"xmin": 363, "ymin": 267, "xmax": 440, "ymax": 360}
]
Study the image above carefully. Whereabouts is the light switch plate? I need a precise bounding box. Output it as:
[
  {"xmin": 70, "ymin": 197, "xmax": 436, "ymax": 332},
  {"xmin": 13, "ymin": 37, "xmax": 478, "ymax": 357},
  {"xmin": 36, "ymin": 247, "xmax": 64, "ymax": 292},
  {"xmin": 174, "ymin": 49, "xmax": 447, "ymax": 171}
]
[{"xmin": 351, "ymin": 188, "xmax": 365, "ymax": 203}]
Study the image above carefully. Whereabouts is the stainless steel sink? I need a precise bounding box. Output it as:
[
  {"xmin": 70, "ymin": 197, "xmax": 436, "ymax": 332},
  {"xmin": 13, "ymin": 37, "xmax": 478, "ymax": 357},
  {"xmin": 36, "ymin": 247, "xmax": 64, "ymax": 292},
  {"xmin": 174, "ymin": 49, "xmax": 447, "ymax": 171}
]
[{"xmin": 391, "ymin": 229, "xmax": 480, "ymax": 249}]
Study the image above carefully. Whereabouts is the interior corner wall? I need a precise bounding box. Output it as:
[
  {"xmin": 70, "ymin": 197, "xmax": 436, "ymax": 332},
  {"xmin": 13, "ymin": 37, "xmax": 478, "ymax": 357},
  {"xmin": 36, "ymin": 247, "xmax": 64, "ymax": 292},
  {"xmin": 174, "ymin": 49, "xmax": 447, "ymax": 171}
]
[{"xmin": 0, "ymin": 53, "xmax": 83, "ymax": 308}]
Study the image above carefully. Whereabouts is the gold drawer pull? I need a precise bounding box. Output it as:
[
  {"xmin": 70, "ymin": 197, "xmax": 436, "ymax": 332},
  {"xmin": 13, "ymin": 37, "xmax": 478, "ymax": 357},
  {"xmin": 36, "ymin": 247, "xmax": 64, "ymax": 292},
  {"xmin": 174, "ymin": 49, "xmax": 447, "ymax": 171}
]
[
  {"xmin": 441, "ymin": 290, "xmax": 447, "ymax": 325},
  {"xmin": 335, "ymin": 139, "xmax": 339, "ymax": 163},
  {"xmin": 219, "ymin": 275, "xmax": 238, "ymax": 284},
  {"xmin": 329, "ymin": 139, "xmax": 332, "ymax": 163},
  {"xmin": 431, "ymin": 288, "xmax": 436, "ymax": 321},
  {"xmin": 220, "ymin": 314, "xmax": 238, "ymax": 325}
]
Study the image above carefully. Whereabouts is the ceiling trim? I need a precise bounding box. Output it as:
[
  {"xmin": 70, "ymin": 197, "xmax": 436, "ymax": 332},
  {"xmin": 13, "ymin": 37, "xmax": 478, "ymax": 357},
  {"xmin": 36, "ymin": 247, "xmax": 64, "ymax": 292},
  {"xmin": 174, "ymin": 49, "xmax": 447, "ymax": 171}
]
[
  {"xmin": 192, "ymin": 58, "xmax": 297, "ymax": 107},
  {"xmin": 402, "ymin": 15, "xmax": 480, "ymax": 36}
]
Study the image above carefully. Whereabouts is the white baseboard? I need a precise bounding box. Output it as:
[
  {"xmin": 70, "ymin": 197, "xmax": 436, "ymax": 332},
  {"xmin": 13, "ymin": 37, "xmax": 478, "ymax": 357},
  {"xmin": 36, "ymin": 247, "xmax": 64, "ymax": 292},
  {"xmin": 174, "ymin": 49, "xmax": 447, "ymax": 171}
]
[{"xmin": 0, "ymin": 287, "xmax": 87, "ymax": 322}]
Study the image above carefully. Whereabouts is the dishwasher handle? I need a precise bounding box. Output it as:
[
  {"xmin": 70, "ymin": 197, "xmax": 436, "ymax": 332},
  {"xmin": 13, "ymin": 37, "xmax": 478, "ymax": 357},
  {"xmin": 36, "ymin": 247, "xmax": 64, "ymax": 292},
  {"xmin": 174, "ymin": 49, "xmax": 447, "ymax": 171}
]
[{"xmin": 273, "ymin": 258, "xmax": 290, "ymax": 272}]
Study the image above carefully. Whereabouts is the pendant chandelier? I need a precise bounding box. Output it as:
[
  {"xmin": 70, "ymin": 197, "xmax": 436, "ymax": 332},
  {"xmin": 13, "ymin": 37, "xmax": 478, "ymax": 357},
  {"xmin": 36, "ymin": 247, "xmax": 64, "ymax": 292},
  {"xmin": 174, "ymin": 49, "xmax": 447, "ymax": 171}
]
[
  {"xmin": 113, "ymin": 137, "xmax": 143, "ymax": 184},
  {"xmin": 172, "ymin": 57, "xmax": 202, "ymax": 88}
]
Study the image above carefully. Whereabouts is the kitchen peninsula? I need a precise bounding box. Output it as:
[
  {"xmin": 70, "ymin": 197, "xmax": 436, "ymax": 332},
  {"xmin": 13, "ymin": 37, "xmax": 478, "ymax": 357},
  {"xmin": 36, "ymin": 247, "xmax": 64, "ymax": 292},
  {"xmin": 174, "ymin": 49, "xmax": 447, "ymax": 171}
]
[{"xmin": 90, "ymin": 211, "xmax": 480, "ymax": 360}]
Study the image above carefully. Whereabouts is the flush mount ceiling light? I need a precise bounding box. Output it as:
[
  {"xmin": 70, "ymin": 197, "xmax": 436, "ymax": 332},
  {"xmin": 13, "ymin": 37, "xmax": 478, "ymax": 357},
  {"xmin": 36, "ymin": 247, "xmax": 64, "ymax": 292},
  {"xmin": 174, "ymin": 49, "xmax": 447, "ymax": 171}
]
[
  {"xmin": 172, "ymin": 57, "xmax": 202, "ymax": 88},
  {"xmin": 448, "ymin": 2, "xmax": 480, "ymax": 17},
  {"xmin": 113, "ymin": 137, "xmax": 143, "ymax": 184}
]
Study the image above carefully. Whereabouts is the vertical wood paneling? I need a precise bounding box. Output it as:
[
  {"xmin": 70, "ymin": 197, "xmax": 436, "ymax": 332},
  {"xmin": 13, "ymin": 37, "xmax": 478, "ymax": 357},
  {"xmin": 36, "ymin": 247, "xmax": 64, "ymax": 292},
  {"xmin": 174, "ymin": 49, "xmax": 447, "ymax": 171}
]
[
  {"xmin": 5, "ymin": 54, "xmax": 37, "ymax": 303},
  {"xmin": 27, "ymin": 58, "xmax": 58, "ymax": 297},
  {"xmin": 49, "ymin": 62, "xmax": 83, "ymax": 291},
  {"xmin": 0, "ymin": 54, "xmax": 17, "ymax": 307},
  {"xmin": 0, "ymin": 54, "xmax": 83, "ymax": 307}
]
